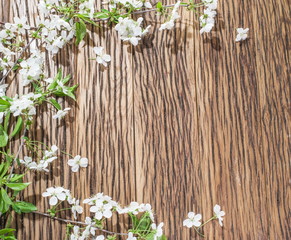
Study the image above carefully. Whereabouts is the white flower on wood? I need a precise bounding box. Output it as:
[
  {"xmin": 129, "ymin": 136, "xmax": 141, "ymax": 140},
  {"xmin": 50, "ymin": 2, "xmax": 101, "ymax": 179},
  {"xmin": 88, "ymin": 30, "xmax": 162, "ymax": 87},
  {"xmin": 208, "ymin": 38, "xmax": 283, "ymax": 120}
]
[{"xmin": 93, "ymin": 47, "xmax": 111, "ymax": 67}]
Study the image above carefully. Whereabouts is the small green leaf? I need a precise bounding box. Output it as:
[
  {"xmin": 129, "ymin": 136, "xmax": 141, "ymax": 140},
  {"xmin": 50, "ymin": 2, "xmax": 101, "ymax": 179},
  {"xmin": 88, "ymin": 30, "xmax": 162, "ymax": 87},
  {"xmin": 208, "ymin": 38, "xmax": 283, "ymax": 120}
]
[
  {"xmin": 9, "ymin": 116, "xmax": 23, "ymax": 139},
  {"xmin": 0, "ymin": 99, "xmax": 10, "ymax": 112},
  {"xmin": 156, "ymin": 2, "xmax": 163, "ymax": 9},
  {"xmin": 0, "ymin": 162, "xmax": 9, "ymax": 178},
  {"xmin": 13, "ymin": 201, "xmax": 37, "ymax": 213},
  {"xmin": 158, "ymin": 235, "xmax": 167, "ymax": 240},
  {"xmin": 62, "ymin": 74, "xmax": 71, "ymax": 84},
  {"xmin": 49, "ymin": 99, "xmax": 61, "ymax": 110},
  {"xmin": 9, "ymin": 174, "xmax": 24, "ymax": 183},
  {"xmin": 0, "ymin": 125, "xmax": 8, "ymax": 147},
  {"xmin": 94, "ymin": 12, "xmax": 109, "ymax": 19},
  {"xmin": 5, "ymin": 183, "xmax": 30, "ymax": 191},
  {"xmin": 1, "ymin": 188, "xmax": 12, "ymax": 205},
  {"xmin": 4, "ymin": 112, "xmax": 10, "ymax": 132},
  {"xmin": 0, "ymin": 228, "xmax": 15, "ymax": 235},
  {"xmin": 75, "ymin": 20, "xmax": 87, "ymax": 45}
]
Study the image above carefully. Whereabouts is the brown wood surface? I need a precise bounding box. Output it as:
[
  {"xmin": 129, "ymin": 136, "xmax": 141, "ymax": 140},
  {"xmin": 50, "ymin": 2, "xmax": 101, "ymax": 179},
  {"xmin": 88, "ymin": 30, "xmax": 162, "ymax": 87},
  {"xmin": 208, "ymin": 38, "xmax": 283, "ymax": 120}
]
[{"xmin": 1, "ymin": 0, "xmax": 290, "ymax": 239}]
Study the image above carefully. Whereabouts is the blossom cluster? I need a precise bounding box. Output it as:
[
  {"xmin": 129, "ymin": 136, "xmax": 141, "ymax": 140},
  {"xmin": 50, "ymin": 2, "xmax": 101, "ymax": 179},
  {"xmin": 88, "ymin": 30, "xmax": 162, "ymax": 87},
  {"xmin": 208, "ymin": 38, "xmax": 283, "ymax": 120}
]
[
  {"xmin": 42, "ymin": 187, "xmax": 84, "ymax": 219},
  {"xmin": 10, "ymin": 92, "xmax": 42, "ymax": 118},
  {"xmin": 159, "ymin": 1, "xmax": 181, "ymax": 31},
  {"xmin": 37, "ymin": 15, "xmax": 75, "ymax": 54},
  {"xmin": 20, "ymin": 145, "xmax": 58, "ymax": 172},
  {"xmin": 0, "ymin": 17, "xmax": 30, "ymax": 74},
  {"xmin": 115, "ymin": 17, "xmax": 151, "ymax": 46},
  {"xmin": 19, "ymin": 48, "xmax": 44, "ymax": 86},
  {"xmin": 200, "ymin": 0, "xmax": 218, "ymax": 34}
]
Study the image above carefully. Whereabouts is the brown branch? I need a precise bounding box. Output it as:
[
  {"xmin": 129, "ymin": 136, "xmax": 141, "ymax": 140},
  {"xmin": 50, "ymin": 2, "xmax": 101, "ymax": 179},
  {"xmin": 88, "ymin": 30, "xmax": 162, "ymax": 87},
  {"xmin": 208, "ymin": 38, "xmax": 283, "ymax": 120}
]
[{"xmin": 32, "ymin": 211, "xmax": 128, "ymax": 236}]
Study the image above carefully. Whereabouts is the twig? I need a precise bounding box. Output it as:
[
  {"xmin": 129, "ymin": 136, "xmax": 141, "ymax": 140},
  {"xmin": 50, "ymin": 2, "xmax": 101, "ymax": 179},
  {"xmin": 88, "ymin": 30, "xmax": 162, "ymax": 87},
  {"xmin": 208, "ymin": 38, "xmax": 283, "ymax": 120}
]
[
  {"xmin": 32, "ymin": 211, "xmax": 128, "ymax": 236},
  {"xmin": 94, "ymin": 3, "xmax": 190, "ymax": 22}
]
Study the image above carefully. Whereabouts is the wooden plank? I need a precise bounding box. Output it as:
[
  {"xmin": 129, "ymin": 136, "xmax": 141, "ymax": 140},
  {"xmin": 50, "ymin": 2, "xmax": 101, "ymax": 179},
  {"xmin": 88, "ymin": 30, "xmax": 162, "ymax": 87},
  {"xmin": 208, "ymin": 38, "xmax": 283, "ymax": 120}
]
[
  {"xmin": 195, "ymin": 0, "xmax": 290, "ymax": 239},
  {"xmin": 133, "ymin": 2, "xmax": 200, "ymax": 239},
  {"xmin": 252, "ymin": 0, "xmax": 290, "ymax": 238},
  {"xmin": 1, "ymin": 1, "xmax": 135, "ymax": 239}
]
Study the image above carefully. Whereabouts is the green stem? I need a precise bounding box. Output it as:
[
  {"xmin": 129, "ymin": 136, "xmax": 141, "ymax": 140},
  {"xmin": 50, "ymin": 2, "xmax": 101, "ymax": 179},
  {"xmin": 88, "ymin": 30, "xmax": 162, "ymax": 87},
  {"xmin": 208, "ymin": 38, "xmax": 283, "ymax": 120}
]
[
  {"xmin": 194, "ymin": 227, "xmax": 205, "ymax": 238},
  {"xmin": 55, "ymin": 208, "xmax": 72, "ymax": 213},
  {"xmin": 198, "ymin": 216, "xmax": 216, "ymax": 229}
]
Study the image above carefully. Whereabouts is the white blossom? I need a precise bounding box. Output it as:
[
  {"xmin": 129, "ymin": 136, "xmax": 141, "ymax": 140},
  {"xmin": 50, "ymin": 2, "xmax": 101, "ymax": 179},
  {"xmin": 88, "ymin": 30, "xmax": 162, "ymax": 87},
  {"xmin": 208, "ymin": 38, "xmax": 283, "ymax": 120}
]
[
  {"xmin": 115, "ymin": 17, "xmax": 151, "ymax": 46},
  {"xmin": 93, "ymin": 47, "xmax": 111, "ymax": 67},
  {"xmin": 10, "ymin": 93, "xmax": 41, "ymax": 117},
  {"xmin": 19, "ymin": 52, "xmax": 44, "ymax": 86},
  {"xmin": 13, "ymin": 16, "xmax": 30, "ymax": 34},
  {"xmin": 151, "ymin": 222, "xmax": 164, "ymax": 240},
  {"xmin": 89, "ymin": 201, "xmax": 114, "ymax": 220},
  {"xmin": 53, "ymin": 108, "xmax": 70, "ymax": 119},
  {"xmin": 70, "ymin": 226, "xmax": 80, "ymax": 240},
  {"xmin": 95, "ymin": 236, "xmax": 105, "ymax": 240},
  {"xmin": 84, "ymin": 193, "xmax": 117, "ymax": 220},
  {"xmin": 203, "ymin": 0, "xmax": 218, "ymax": 10},
  {"xmin": 79, "ymin": 0, "xmax": 95, "ymax": 19},
  {"xmin": 20, "ymin": 156, "xmax": 38, "ymax": 169},
  {"xmin": 42, "ymin": 187, "xmax": 69, "ymax": 206},
  {"xmin": 81, "ymin": 217, "xmax": 97, "ymax": 239},
  {"xmin": 183, "ymin": 212, "xmax": 202, "ymax": 228},
  {"xmin": 199, "ymin": 8, "xmax": 217, "ymax": 34},
  {"xmin": 144, "ymin": 1, "xmax": 152, "ymax": 8},
  {"xmin": 213, "ymin": 204, "xmax": 225, "ymax": 226},
  {"xmin": 68, "ymin": 155, "xmax": 88, "ymax": 172},
  {"xmin": 159, "ymin": 1, "xmax": 181, "ymax": 31},
  {"xmin": 127, "ymin": 232, "xmax": 137, "ymax": 240},
  {"xmin": 0, "ymin": 84, "xmax": 8, "ymax": 97},
  {"xmin": 235, "ymin": 28, "xmax": 249, "ymax": 42},
  {"xmin": 70, "ymin": 198, "xmax": 83, "ymax": 219}
]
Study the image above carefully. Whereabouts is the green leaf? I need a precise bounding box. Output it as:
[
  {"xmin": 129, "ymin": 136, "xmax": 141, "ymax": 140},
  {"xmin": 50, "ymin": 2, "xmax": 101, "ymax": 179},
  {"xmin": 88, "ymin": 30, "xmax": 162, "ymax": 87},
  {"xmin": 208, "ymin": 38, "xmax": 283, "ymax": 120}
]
[
  {"xmin": 0, "ymin": 229, "xmax": 15, "ymax": 235},
  {"xmin": 75, "ymin": 20, "xmax": 87, "ymax": 45},
  {"xmin": 0, "ymin": 162, "xmax": 9, "ymax": 178},
  {"xmin": 12, "ymin": 201, "xmax": 37, "ymax": 213},
  {"xmin": 9, "ymin": 174, "xmax": 24, "ymax": 183},
  {"xmin": 158, "ymin": 235, "xmax": 167, "ymax": 240},
  {"xmin": 4, "ymin": 112, "xmax": 10, "ymax": 132},
  {"xmin": 48, "ymin": 69, "xmax": 62, "ymax": 90},
  {"xmin": 5, "ymin": 183, "xmax": 30, "ymax": 191},
  {"xmin": 0, "ymin": 125, "xmax": 8, "ymax": 147},
  {"xmin": 62, "ymin": 74, "xmax": 71, "ymax": 84},
  {"xmin": 1, "ymin": 188, "xmax": 12, "ymax": 205},
  {"xmin": 76, "ymin": 15, "xmax": 97, "ymax": 26},
  {"xmin": 49, "ymin": 99, "xmax": 61, "ymax": 110},
  {"xmin": 0, "ymin": 99, "xmax": 10, "ymax": 112},
  {"xmin": 94, "ymin": 12, "xmax": 109, "ymax": 19},
  {"xmin": 156, "ymin": 2, "xmax": 163, "ymax": 9},
  {"xmin": 145, "ymin": 233, "xmax": 155, "ymax": 240},
  {"xmin": 9, "ymin": 116, "xmax": 23, "ymax": 139}
]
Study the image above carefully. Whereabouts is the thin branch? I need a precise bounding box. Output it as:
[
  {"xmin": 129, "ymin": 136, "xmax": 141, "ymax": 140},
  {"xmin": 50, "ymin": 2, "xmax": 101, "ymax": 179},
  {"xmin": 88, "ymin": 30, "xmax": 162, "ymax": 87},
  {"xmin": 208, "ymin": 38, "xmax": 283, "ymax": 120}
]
[
  {"xmin": 94, "ymin": 3, "xmax": 190, "ymax": 22},
  {"xmin": 32, "ymin": 211, "xmax": 128, "ymax": 236}
]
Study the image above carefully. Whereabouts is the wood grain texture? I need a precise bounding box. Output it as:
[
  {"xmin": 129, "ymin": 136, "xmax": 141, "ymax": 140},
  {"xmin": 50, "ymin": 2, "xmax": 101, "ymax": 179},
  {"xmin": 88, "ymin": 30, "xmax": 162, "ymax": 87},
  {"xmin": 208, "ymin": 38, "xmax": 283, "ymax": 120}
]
[{"xmin": 1, "ymin": 0, "xmax": 290, "ymax": 239}]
